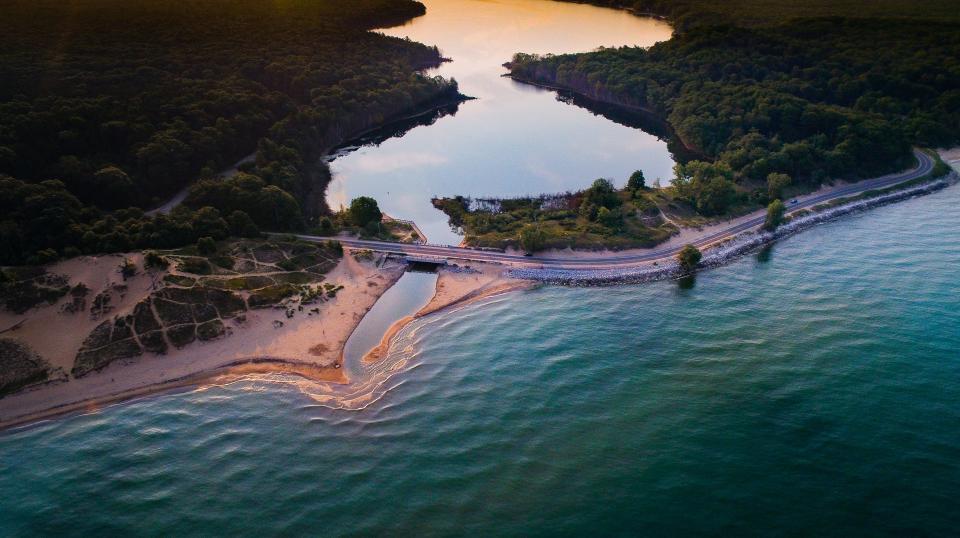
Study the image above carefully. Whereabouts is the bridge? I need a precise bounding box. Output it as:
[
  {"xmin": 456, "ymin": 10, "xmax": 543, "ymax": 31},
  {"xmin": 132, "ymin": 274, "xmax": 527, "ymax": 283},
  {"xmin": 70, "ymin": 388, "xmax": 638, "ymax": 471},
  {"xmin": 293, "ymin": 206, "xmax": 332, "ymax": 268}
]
[{"xmin": 404, "ymin": 255, "xmax": 448, "ymax": 266}]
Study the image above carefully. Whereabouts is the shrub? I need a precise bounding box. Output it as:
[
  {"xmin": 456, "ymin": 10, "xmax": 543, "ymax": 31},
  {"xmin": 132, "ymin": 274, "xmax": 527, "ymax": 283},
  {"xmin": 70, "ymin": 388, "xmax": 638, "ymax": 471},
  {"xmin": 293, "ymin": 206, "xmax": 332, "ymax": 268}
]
[
  {"xmin": 179, "ymin": 258, "xmax": 212, "ymax": 275},
  {"xmin": 119, "ymin": 257, "xmax": 138, "ymax": 279},
  {"xmin": 677, "ymin": 244, "xmax": 702, "ymax": 273},
  {"xmin": 518, "ymin": 224, "xmax": 546, "ymax": 254},
  {"xmin": 197, "ymin": 237, "xmax": 217, "ymax": 255},
  {"xmin": 764, "ymin": 199, "xmax": 786, "ymax": 231},
  {"xmin": 144, "ymin": 251, "xmax": 169, "ymax": 269}
]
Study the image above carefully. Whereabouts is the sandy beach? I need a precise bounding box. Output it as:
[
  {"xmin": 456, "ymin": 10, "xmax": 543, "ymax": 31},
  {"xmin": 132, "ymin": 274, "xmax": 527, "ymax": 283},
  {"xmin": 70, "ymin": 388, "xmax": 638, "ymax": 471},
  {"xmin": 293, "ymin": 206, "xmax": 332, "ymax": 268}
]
[
  {"xmin": 0, "ymin": 248, "xmax": 533, "ymax": 430},
  {"xmin": 0, "ymin": 249, "xmax": 411, "ymax": 429}
]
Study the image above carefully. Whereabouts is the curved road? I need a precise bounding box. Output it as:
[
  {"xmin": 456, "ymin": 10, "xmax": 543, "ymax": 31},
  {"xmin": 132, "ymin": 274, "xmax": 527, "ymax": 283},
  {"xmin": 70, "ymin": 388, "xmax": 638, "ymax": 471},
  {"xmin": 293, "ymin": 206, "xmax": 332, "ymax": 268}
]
[{"xmin": 293, "ymin": 150, "xmax": 935, "ymax": 269}]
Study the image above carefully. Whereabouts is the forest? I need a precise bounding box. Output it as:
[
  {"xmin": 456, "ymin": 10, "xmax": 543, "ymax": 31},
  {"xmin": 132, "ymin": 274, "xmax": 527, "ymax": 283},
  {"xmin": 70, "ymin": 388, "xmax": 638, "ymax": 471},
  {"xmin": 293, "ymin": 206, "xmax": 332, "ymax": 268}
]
[
  {"xmin": 510, "ymin": 3, "xmax": 960, "ymax": 217},
  {"xmin": 0, "ymin": 0, "xmax": 459, "ymax": 265}
]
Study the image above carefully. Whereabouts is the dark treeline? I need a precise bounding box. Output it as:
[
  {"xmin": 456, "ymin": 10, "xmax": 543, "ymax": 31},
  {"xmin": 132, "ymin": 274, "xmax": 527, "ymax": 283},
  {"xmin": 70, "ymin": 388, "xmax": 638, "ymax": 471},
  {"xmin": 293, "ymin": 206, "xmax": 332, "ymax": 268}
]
[
  {"xmin": 0, "ymin": 0, "xmax": 459, "ymax": 265},
  {"xmin": 560, "ymin": 0, "xmax": 960, "ymax": 30},
  {"xmin": 510, "ymin": 8, "xmax": 960, "ymax": 215}
]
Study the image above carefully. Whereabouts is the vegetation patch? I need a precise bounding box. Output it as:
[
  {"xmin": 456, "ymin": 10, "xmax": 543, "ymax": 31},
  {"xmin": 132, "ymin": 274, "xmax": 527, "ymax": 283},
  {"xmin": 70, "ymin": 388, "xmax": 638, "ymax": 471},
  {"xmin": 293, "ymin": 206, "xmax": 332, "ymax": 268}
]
[
  {"xmin": 153, "ymin": 298, "xmax": 195, "ymax": 326},
  {"xmin": 433, "ymin": 177, "xmax": 676, "ymax": 252},
  {"xmin": 167, "ymin": 325, "xmax": 196, "ymax": 349},
  {"xmin": 73, "ymin": 317, "xmax": 144, "ymax": 378},
  {"xmin": 196, "ymin": 320, "xmax": 226, "ymax": 341},
  {"xmin": 203, "ymin": 275, "xmax": 275, "ymax": 291},
  {"xmin": 132, "ymin": 300, "xmax": 161, "ymax": 334},
  {"xmin": 247, "ymin": 284, "xmax": 300, "ymax": 309},
  {"xmin": 352, "ymin": 249, "xmax": 376, "ymax": 262},
  {"xmin": 163, "ymin": 274, "xmax": 197, "ymax": 288},
  {"xmin": 0, "ymin": 338, "xmax": 54, "ymax": 396},
  {"xmin": 271, "ymin": 272, "xmax": 322, "ymax": 285},
  {"xmin": 177, "ymin": 258, "xmax": 212, "ymax": 275},
  {"xmin": 139, "ymin": 331, "xmax": 168, "ymax": 355},
  {"xmin": 64, "ymin": 240, "xmax": 341, "ymax": 376},
  {"xmin": 0, "ymin": 268, "xmax": 70, "ymax": 314}
]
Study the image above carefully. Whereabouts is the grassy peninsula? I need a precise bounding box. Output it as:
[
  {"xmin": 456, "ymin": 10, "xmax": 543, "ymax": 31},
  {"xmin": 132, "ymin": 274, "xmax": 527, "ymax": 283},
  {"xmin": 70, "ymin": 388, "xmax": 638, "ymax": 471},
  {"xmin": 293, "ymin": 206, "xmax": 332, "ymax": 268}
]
[{"xmin": 433, "ymin": 175, "xmax": 680, "ymax": 251}]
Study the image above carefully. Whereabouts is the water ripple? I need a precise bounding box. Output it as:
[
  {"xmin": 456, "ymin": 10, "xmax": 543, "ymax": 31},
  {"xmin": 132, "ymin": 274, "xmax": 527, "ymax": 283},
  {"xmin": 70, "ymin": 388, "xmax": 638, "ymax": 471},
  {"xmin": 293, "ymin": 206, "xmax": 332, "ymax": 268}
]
[{"xmin": 2, "ymin": 184, "xmax": 960, "ymax": 536}]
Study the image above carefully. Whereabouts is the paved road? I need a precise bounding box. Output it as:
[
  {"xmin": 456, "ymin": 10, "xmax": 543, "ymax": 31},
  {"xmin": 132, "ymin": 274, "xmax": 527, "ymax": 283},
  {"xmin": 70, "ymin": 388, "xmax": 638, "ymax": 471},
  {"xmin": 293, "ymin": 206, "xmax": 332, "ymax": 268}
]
[{"xmin": 292, "ymin": 150, "xmax": 935, "ymax": 269}]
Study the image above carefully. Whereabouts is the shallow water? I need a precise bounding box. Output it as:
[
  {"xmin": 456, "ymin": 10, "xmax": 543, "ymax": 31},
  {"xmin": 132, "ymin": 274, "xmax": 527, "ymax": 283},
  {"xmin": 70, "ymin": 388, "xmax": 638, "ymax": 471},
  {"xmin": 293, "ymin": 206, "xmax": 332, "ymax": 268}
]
[
  {"xmin": 327, "ymin": 0, "xmax": 675, "ymax": 244},
  {"xmin": 3, "ymin": 180, "xmax": 959, "ymax": 536},
  {"xmin": 341, "ymin": 270, "xmax": 437, "ymax": 377}
]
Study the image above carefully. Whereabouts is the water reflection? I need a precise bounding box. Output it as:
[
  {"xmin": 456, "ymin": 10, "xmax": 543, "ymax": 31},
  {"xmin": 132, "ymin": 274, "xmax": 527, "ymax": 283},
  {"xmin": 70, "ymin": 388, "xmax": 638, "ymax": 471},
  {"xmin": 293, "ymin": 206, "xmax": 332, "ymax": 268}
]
[
  {"xmin": 328, "ymin": 0, "xmax": 675, "ymax": 244},
  {"xmin": 677, "ymin": 274, "xmax": 697, "ymax": 290},
  {"xmin": 756, "ymin": 245, "xmax": 775, "ymax": 263}
]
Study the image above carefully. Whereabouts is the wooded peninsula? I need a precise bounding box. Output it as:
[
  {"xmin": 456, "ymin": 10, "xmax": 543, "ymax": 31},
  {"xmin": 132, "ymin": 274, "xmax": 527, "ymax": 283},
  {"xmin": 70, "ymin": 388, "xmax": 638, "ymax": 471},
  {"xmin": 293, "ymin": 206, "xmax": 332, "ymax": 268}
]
[{"xmin": 435, "ymin": 0, "xmax": 959, "ymax": 250}]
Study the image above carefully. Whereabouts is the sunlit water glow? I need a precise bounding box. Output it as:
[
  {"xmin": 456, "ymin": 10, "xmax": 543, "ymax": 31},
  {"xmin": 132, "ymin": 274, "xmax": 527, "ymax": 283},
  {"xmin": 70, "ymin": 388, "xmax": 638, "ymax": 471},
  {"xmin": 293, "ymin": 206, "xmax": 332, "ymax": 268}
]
[
  {"xmin": 327, "ymin": 0, "xmax": 675, "ymax": 244},
  {"xmin": 3, "ymin": 182, "xmax": 960, "ymax": 535}
]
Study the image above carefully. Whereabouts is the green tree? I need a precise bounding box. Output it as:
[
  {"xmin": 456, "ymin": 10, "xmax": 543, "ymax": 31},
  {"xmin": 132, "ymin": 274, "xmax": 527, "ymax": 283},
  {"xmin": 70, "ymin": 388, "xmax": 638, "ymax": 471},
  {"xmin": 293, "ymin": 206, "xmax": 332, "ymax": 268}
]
[
  {"xmin": 191, "ymin": 206, "xmax": 229, "ymax": 240},
  {"xmin": 92, "ymin": 166, "xmax": 136, "ymax": 208},
  {"xmin": 581, "ymin": 178, "xmax": 620, "ymax": 210},
  {"xmin": 764, "ymin": 199, "xmax": 786, "ymax": 231},
  {"xmin": 627, "ymin": 170, "xmax": 646, "ymax": 191},
  {"xmin": 579, "ymin": 202, "xmax": 599, "ymax": 221},
  {"xmin": 518, "ymin": 223, "xmax": 546, "ymax": 254},
  {"xmin": 318, "ymin": 217, "xmax": 335, "ymax": 234},
  {"xmin": 766, "ymin": 173, "xmax": 792, "ymax": 201},
  {"xmin": 597, "ymin": 206, "xmax": 623, "ymax": 229},
  {"xmin": 197, "ymin": 236, "xmax": 217, "ymax": 255},
  {"xmin": 677, "ymin": 244, "xmax": 702, "ymax": 273},
  {"xmin": 227, "ymin": 210, "xmax": 260, "ymax": 238},
  {"xmin": 349, "ymin": 197, "xmax": 383, "ymax": 228}
]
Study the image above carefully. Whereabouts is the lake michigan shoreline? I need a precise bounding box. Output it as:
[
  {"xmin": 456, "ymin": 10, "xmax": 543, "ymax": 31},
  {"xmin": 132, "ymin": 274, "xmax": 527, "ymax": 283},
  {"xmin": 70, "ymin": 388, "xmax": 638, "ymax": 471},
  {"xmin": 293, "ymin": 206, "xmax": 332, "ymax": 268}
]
[
  {"xmin": 0, "ymin": 258, "xmax": 523, "ymax": 432},
  {"xmin": 2, "ymin": 152, "xmax": 956, "ymax": 432}
]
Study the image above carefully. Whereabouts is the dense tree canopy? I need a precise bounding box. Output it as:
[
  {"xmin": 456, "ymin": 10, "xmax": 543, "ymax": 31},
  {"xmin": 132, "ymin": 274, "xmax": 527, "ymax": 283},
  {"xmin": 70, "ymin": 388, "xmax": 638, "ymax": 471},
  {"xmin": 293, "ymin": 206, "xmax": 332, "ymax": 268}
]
[
  {"xmin": 509, "ymin": 12, "xmax": 960, "ymax": 216},
  {"xmin": 0, "ymin": 0, "xmax": 460, "ymax": 264}
]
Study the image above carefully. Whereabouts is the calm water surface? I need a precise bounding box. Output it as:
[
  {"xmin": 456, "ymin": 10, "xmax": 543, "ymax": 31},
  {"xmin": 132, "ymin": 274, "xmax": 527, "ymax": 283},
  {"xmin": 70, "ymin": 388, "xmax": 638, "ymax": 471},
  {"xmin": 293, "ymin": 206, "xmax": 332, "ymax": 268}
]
[
  {"xmin": 2, "ymin": 181, "xmax": 959, "ymax": 536},
  {"xmin": 327, "ymin": 0, "xmax": 675, "ymax": 244}
]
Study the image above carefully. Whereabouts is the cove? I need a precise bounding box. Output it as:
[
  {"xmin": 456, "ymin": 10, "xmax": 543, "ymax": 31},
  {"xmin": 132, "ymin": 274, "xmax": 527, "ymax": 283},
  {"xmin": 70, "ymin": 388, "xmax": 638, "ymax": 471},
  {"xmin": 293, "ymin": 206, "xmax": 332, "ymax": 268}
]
[
  {"xmin": 341, "ymin": 269, "xmax": 437, "ymax": 378},
  {"xmin": 327, "ymin": 0, "xmax": 675, "ymax": 245}
]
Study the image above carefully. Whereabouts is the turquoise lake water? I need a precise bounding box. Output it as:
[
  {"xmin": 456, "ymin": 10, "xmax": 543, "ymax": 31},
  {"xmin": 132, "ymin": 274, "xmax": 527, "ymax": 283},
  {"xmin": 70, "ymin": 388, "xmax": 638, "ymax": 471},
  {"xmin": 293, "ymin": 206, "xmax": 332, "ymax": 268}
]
[{"xmin": 2, "ymin": 181, "xmax": 959, "ymax": 536}]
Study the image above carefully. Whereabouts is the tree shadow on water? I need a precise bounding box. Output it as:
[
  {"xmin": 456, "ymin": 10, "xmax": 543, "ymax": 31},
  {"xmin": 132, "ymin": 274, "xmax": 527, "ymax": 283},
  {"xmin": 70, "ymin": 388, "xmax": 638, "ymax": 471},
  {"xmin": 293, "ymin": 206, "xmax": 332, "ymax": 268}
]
[
  {"xmin": 756, "ymin": 244, "xmax": 775, "ymax": 264},
  {"xmin": 676, "ymin": 274, "xmax": 696, "ymax": 291}
]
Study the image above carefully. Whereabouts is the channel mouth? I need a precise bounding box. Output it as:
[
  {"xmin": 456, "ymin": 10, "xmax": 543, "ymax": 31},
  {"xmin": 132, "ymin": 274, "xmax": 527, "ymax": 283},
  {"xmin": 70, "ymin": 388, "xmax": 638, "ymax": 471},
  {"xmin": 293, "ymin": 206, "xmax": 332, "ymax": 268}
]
[{"xmin": 341, "ymin": 269, "xmax": 439, "ymax": 380}]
